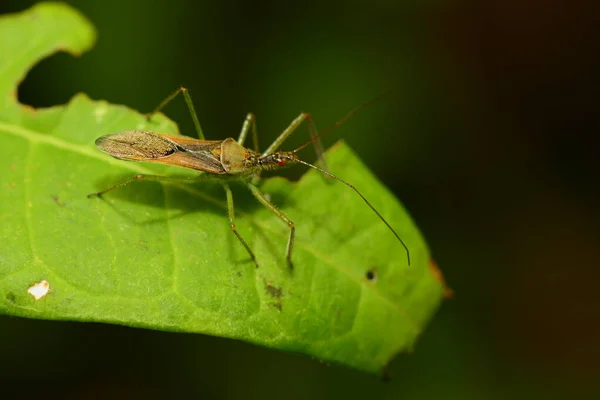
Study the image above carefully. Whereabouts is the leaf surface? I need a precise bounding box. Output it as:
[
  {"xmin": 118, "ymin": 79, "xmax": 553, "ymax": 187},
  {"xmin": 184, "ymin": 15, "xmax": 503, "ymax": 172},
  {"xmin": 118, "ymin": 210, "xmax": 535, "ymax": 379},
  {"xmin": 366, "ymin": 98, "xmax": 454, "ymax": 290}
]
[{"xmin": 0, "ymin": 3, "xmax": 444, "ymax": 373}]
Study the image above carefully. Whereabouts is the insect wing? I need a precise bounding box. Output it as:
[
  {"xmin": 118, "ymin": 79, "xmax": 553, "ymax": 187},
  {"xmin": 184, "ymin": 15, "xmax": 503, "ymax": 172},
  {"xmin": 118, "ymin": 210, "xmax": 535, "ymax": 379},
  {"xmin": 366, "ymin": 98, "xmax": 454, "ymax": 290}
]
[{"xmin": 95, "ymin": 130, "xmax": 226, "ymax": 174}]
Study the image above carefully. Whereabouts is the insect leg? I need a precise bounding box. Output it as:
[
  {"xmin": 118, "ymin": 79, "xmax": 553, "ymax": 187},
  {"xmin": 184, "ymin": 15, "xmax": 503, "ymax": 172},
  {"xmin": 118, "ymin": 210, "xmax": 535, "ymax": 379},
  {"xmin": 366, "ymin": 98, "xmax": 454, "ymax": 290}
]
[
  {"xmin": 223, "ymin": 183, "xmax": 257, "ymax": 265},
  {"xmin": 261, "ymin": 112, "xmax": 328, "ymax": 173},
  {"xmin": 236, "ymin": 113, "xmax": 259, "ymax": 152},
  {"xmin": 146, "ymin": 86, "xmax": 206, "ymax": 140},
  {"xmin": 306, "ymin": 118, "xmax": 328, "ymax": 172},
  {"xmin": 247, "ymin": 183, "xmax": 295, "ymax": 267},
  {"xmin": 87, "ymin": 174, "xmax": 206, "ymax": 198}
]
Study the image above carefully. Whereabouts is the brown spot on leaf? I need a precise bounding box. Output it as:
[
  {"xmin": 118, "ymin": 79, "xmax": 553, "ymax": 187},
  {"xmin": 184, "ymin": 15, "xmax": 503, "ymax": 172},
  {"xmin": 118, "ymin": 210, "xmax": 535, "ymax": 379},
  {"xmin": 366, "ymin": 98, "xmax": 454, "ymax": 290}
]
[
  {"xmin": 21, "ymin": 103, "xmax": 36, "ymax": 114},
  {"xmin": 5, "ymin": 292, "xmax": 17, "ymax": 304},
  {"xmin": 429, "ymin": 259, "xmax": 454, "ymax": 299},
  {"xmin": 264, "ymin": 280, "xmax": 283, "ymax": 311},
  {"xmin": 51, "ymin": 195, "xmax": 66, "ymax": 207},
  {"xmin": 135, "ymin": 240, "xmax": 149, "ymax": 251},
  {"xmin": 265, "ymin": 282, "xmax": 282, "ymax": 299}
]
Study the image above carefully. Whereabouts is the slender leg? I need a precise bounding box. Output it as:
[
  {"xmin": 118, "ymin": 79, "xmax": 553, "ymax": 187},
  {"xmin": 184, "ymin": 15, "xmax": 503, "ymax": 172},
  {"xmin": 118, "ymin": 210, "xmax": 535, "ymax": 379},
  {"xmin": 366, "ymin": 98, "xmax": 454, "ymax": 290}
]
[
  {"xmin": 237, "ymin": 113, "xmax": 259, "ymax": 152},
  {"xmin": 304, "ymin": 116, "xmax": 328, "ymax": 172},
  {"xmin": 87, "ymin": 173, "xmax": 207, "ymax": 198},
  {"xmin": 261, "ymin": 112, "xmax": 328, "ymax": 173},
  {"xmin": 89, "ymin": 175, "xmax": 258, "ymax": 265},
  {"xmin": 223, "ymin": 183, "xmax": 257, "ymax": 265},
  {"xmin": 146, "ymin": 86, "xmax": 206, "ymax": 140},
  {"xmin": 247, "ymin": 183, "xmax": 295, "ymax": 267}
]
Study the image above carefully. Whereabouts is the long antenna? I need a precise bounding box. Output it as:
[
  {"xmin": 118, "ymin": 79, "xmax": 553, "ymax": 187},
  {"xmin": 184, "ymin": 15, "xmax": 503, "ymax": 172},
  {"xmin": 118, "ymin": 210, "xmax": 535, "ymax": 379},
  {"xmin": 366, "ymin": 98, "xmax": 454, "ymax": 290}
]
[
  {"xmin": 294, "ymin": 159, "xmax": 411, "ymax": 265},
  {"xmin": 294, "ymin": 90, "xmax": 390, "ymax": 154}
]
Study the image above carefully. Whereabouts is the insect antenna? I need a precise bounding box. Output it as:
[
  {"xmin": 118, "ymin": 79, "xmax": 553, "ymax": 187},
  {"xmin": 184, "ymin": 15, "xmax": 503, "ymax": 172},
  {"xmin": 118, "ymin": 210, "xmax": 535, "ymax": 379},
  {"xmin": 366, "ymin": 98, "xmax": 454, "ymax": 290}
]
[
  {"xmin": 291, "ymin": 90, "xmax": 410, "ymax": 265},
  {"xmin": 293, "ymin": 90, "xmax": 390, "ymax": 154},
  {"xmin": 294, "ymin": 158, "xmax": 411, "ymax": 266}
]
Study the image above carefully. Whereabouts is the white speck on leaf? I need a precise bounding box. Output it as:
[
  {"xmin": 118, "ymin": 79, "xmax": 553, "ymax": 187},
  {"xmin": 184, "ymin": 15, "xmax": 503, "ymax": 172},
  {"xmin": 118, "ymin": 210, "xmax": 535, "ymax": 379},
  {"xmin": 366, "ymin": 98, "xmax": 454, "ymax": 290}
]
[{"xmin": 27, "ymin": 280, "xmax": 50, "ymax": 300}]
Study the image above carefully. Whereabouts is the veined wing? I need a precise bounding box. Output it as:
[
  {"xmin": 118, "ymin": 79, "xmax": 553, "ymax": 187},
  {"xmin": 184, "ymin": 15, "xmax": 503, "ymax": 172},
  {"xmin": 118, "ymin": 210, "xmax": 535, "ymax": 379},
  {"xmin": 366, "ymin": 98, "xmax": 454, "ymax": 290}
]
[{"xmin": 95, "ymin": 130, "xmax": 227, "ymax": 174}]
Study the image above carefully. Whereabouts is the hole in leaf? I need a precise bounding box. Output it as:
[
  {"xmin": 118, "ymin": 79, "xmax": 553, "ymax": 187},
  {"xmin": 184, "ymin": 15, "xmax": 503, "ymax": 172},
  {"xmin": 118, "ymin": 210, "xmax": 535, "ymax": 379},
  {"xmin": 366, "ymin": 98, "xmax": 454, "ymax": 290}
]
[{"xmin": 365, "ymin": 267, "xmax": 377, "ymax": 283}]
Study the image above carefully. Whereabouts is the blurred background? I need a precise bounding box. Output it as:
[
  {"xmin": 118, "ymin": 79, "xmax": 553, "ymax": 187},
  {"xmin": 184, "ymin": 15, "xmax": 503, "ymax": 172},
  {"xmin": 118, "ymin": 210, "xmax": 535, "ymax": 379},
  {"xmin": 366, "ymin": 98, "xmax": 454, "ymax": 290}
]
[{"xmin": 1, "ymin": 0, "xmax": 598, "ymax": 398}]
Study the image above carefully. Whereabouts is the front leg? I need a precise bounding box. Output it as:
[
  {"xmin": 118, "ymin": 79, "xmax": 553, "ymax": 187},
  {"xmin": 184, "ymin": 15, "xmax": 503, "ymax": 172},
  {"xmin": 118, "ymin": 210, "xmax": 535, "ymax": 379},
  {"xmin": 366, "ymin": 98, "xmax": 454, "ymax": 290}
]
[
  {"xmin": 237, "ymin": 113, "xmax": 259, "ymax": 152},
  {"xmin": 262, "ymin": 112, "xmax": 328, "ymax": 173}
]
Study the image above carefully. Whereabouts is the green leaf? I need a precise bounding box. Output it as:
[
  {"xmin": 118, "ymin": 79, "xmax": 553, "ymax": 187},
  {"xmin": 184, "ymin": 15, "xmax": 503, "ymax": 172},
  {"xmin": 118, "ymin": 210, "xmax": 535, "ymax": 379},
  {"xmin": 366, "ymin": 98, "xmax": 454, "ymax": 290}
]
[{"xmin": 0, "ymin": 3, "xmax": 445, "ymax": 373}]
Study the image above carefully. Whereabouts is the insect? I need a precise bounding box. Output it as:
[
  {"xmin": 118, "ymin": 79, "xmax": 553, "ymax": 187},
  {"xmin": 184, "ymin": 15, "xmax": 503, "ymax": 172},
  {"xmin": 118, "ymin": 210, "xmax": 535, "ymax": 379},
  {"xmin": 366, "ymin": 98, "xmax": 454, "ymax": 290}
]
[{"xmin": 88, "ymin": 87, "xmax": 410, "ymax": 267}]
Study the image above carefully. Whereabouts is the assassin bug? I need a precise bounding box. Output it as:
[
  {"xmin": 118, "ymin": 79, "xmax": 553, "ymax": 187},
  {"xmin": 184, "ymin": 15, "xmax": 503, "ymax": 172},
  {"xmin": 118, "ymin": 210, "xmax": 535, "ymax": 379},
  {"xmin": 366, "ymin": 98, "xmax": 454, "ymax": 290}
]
[{"xmin": 88, "ymin": 87, "xmax": 410, "ymax": 267}]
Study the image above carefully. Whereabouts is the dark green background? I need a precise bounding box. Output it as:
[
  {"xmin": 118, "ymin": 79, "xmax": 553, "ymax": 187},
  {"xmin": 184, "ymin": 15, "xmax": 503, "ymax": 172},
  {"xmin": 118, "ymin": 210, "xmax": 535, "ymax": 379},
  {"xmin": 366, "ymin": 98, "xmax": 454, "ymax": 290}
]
[{"xmin": 1, "ymin": 1, "xmax": 598, "ymax": 398}]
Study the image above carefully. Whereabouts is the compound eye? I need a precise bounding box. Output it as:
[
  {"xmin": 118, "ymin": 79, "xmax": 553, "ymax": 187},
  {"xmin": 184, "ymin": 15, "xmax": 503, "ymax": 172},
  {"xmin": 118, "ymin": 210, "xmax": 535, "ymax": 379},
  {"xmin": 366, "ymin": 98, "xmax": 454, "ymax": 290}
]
[{"xmin": 277, "ymin": 159, "xmax": 286, "ymax": 166}]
